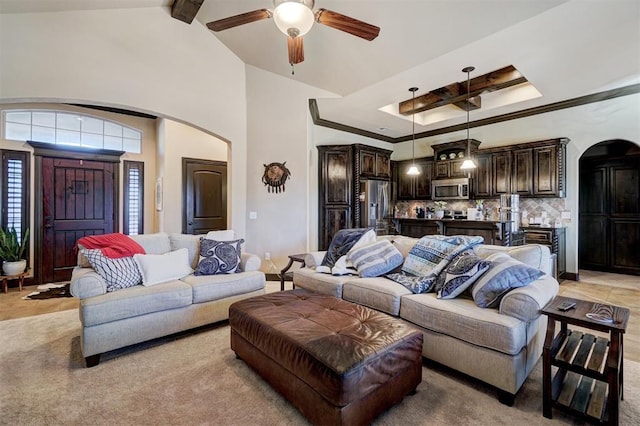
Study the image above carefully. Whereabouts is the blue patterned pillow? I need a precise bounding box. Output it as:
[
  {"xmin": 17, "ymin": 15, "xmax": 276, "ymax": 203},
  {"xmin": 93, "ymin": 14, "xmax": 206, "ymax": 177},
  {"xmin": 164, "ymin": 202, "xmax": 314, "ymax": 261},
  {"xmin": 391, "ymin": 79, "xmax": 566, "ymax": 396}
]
[
  {"xmin": 436, "ymin": 253, "xmax": 490, "ymax": 299},
  {"xmin": 386, "ymin": 271, "xmax": 438, "ymax": 294},
  {"xmin": 194, "ymin": 238, "xmax": 244, "ymax": 275},
  {"xmin": 347, "ymin": 240, "xmax": 403, "ymax": 278},
  {"xmin": 321, "ymin": 228, "xmax": 372, "ymax": 269},
  {"xmin": 471, "ymin": 253, "xmax": 544, "ymax": 308},
  {"xmin": 81, "ymin": 249, "xmax": 142, "ymax": 292},
  {"xmin": 401, "ymin": 235, "xmax": 484, "ymax": 277}
]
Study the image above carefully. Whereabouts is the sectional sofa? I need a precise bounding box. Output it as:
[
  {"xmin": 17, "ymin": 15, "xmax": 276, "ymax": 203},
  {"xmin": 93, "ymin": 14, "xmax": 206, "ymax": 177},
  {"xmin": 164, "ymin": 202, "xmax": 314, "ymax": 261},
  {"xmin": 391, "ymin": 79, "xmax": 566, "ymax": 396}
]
[
  {"xmin": 70, "ymin": 232, "xmax": 265, "ymax": 367},
  {"xmin": 293, "ymin": 235, "xmax": 559, "ymax": 405}
]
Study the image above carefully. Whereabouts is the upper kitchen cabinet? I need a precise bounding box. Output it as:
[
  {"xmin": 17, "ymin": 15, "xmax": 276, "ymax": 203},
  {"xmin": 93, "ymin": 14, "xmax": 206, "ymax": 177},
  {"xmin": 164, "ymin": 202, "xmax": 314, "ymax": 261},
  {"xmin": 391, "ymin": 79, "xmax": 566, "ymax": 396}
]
[
  {"xmin": 433, "ymin": 139, "xmax": 481, "ymax": 178},
  {"xmin": 472, "ymin": 138, "xmax": 568, "ymax": 198},
  {"xmin": 354, "ymin": 144, "xmax": 392, "ymax": 179},
  {"xmin": 317, "ymin": 145, "xmax": 353, "ymax": 250},
  {"xmin": 394, "ymin": 158, "xmax": 434, "ymax": 200},
  {"xmin": 532, "ymin": 139, "xmax": 568, "ymax": 197}
]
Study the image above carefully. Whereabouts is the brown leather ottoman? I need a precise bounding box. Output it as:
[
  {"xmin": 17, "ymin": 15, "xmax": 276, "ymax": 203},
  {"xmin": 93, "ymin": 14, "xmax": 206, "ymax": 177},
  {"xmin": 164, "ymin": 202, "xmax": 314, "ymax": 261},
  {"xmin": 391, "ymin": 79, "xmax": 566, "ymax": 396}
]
[{"xmin": 229, "ymin": 289, "xmax": 423, "ymax": 425}]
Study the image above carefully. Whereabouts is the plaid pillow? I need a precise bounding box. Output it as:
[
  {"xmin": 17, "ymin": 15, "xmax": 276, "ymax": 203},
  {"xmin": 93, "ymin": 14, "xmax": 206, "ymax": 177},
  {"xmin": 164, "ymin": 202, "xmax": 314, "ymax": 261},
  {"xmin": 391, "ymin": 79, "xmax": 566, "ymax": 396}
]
[{"xmin": 81, "ymin": 249, "xmax": 142, "ymax": 292}]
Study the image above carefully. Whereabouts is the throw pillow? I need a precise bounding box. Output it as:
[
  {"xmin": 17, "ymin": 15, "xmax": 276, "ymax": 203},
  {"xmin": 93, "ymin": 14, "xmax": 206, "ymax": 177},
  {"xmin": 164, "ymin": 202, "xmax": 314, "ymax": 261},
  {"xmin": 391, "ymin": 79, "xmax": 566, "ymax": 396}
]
[
  {"xmin": 133, "ymin": 248, "xmax": 193, "ymax": 286},
  {"xmin": 386, "ymin": 271, "xmax": 438, "ymax": 294},
  {"xmin": 194, "ymin": 238, "xmax": 244, "ymax": 275},
  {"xmin": 435, "ymin": 253, "xmax": 491, "ymax": 299},
  {"xmin": 320, "ymin": 228, "xmax": 373, "ymax": 270},
  {"xmin": 81, "ymin": 249, "xmax": 142, "ymax": 292},
  {"xmin": 347, "ymin": 240, "xmax": 404, "ymax": 278},
  {"xmin": 401, "ymin": 235, "xmax": 484, "ymax": 277},
  {"xmin": 471, "ymin": 253, "xmax": 545, "ymax": 308}
]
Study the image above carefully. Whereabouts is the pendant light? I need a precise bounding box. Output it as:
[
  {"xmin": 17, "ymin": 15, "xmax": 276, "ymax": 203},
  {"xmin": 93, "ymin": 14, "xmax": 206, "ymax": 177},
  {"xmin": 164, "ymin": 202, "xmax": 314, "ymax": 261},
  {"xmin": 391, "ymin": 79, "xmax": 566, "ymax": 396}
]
[
  {"xmin": 460, "ymin": 66, "xmax": 477, "ymax": 170},
  {"xmin": 406, "ymin": 87, "xmax": 420, "ymax": 176}
]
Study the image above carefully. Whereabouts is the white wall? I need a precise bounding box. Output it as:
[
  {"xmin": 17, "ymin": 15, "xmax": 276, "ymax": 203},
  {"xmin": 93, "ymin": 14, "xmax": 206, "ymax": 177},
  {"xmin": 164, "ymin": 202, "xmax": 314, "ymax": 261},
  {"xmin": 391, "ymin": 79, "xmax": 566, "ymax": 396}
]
[
  {"xmin": 0, "ymin": 7, "xmax": 248, "ymax": 236},
  {"xmin": 244, "ymin": 66, "xmax": 334, "ymax": 269},
  {"xmin": 159, "ymin": 119, "xmax": 228, "ymax": 234},
  {"xmin": 387, "ymin": 93, "xmax": 640, "ymax": 275}
]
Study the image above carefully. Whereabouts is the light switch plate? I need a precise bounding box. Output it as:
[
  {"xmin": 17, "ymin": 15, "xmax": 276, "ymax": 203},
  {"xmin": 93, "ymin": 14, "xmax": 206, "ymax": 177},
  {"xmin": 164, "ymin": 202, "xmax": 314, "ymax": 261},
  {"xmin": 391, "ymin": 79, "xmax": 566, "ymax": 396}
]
[
  {"xmin": 561, "ymin": 211, "xmax": 571, "ymax": 220},
  {"xmin": 249, "ymin": 211, "xmax": 257, "ymax": 219}
]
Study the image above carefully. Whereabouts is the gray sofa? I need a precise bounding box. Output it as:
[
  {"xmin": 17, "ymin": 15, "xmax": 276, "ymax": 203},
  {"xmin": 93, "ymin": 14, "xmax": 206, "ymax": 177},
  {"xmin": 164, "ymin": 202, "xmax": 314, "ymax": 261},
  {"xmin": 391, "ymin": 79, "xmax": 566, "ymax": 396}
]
[
  {"xmin": 70, "ymin": 232, "xmax": 265, "ymax": 367},
  {"xmin": 293, "ymin": 235, "xmax": 559, "ymax": 405}
]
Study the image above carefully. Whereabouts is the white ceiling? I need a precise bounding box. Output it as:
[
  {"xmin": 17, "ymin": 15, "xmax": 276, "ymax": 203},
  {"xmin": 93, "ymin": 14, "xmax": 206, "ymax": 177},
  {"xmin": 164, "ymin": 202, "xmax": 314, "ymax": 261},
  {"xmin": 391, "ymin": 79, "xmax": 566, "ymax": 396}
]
[{"xmin": 2, "ymin": 0, "xmax": 639, "ymax": 141}]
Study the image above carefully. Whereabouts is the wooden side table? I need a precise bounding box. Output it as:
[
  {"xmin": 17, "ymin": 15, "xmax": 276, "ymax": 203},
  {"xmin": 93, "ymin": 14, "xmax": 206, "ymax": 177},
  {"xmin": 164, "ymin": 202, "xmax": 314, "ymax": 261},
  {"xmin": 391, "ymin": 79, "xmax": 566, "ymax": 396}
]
[
  {"xmin": 541, "ymin": 296, "xmax": 630, "ymax": 425},
  {"xmin": 280, "ymin": 253, "xmax": 306, "ymax": 291},
  {"xmin": 1, "ymin": 270, "xmax": 28, "ymax": 293}
]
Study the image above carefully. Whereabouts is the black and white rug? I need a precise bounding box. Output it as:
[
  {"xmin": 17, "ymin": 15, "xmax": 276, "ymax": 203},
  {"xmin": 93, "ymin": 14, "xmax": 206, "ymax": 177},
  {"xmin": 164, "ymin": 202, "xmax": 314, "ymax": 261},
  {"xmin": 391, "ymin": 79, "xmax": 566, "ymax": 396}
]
[{"xmin": 22, "ymin": 283, "xmax": 72, "ymax": 300}]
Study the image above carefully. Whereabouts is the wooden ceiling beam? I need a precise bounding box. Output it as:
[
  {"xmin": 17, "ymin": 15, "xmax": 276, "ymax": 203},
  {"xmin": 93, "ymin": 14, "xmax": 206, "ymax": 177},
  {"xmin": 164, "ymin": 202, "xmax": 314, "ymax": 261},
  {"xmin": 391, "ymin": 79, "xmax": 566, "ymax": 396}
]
[
  {"xmin": 171, "ymin": 0, "xmax": 205, "ymax": 24},
  {"xmin": 399, "ymin": 65, "xmax": 527, "ymax": 115}
]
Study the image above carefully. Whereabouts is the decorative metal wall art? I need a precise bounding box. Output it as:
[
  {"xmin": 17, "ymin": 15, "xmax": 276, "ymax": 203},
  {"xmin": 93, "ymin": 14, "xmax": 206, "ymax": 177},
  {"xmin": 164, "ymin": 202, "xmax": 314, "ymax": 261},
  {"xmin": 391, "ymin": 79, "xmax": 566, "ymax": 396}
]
[{"xmin": 262, "ymin": 161, "xmax": 291, "ymax": 193}]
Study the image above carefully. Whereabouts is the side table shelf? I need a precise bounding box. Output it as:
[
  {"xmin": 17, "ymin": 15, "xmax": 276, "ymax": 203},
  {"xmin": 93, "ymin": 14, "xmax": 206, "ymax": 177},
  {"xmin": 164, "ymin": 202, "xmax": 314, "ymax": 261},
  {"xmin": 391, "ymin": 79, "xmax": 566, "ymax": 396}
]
[{"xmin": 541, "ymin": 296, "xmax": 630, "ymax": 425}]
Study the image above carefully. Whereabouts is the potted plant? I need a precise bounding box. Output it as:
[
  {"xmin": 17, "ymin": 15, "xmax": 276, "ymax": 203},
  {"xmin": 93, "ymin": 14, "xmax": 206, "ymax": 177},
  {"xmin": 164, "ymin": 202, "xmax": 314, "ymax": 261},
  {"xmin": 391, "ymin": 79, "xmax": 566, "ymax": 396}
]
[
  {"xmin": 0, "ymin": 227, "xmax": 29, "ymax": 275},
  {"xmin": 433, "ymin": 201, "xmax": 447, "ymax": 219}
]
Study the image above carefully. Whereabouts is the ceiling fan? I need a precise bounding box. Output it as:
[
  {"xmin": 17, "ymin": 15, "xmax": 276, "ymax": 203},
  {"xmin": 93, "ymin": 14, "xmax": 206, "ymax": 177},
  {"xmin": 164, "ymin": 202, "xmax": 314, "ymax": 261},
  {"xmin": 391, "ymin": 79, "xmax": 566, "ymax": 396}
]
[{"xmin": 206, "ymin": 0, "xmax": 380, "ymax": 68}]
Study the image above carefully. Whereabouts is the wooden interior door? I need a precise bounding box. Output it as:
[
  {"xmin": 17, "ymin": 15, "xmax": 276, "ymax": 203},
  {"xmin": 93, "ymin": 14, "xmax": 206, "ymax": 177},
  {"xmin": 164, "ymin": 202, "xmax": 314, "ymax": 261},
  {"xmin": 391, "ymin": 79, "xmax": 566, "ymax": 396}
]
[
  {"xmin": 41, "ymin": 157, "xmax": 117, "ymax": 283},
  {"xmin": 182, "ymin": 158, "xmax": 227, "ymax": 234},
  {"xmin": 579, "ymin": 144, "xmax": 640, "ymax": 275}
]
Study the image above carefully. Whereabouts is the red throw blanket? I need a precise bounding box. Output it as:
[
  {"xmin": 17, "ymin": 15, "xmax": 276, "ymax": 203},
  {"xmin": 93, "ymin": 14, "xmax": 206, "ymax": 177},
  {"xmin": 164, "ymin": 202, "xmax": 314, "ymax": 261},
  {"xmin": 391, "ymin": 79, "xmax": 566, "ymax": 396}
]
[{"xmin": 77, "ymin": 233, "xmax": 146, "ymax": 258}]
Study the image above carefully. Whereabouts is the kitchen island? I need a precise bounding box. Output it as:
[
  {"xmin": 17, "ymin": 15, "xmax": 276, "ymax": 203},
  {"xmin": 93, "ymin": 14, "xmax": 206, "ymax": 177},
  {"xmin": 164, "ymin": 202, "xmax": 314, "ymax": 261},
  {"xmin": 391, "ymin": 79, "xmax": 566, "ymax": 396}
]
[{"xmin": 392, "ymin": 218, "xmax": 523, "ymax": 246}]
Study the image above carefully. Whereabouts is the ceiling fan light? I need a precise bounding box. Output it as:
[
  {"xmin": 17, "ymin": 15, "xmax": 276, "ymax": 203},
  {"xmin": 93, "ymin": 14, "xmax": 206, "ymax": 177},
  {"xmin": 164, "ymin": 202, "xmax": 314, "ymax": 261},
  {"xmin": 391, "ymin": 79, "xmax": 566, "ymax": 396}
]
[
  {"xmin": 460, "ymin": 159, "xmax": 477, "ymax": 170},
  {"xmin": 273, "ymin": 1, "xmax": 315, "ymax": 37}
]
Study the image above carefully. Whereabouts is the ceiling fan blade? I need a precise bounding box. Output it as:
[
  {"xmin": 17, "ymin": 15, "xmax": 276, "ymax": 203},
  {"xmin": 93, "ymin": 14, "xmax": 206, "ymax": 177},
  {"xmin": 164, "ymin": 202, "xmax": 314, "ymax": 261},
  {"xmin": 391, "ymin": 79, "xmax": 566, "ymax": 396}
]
[
  {"xmin": 287, "ymin": 36, "xmax": 304, "ymax": 64},
  {"xmin": 206, "ymin": 9, "xmax": 271, "ymax": 32},
  {"xmin": 315, "ymin": 8, "xmax": 380, "ymax": 41}
]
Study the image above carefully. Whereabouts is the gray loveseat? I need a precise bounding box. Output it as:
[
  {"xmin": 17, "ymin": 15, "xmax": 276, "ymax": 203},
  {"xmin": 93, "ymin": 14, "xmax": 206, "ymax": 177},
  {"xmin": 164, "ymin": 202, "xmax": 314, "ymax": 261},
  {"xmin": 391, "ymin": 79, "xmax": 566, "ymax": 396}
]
[
  {"xmin": 293, "ymin": 235, "xmax": 559, "ymax": 405},
  {"xmin": 70, "ymin": 232, "xmax": 265, "ymax": 367}
]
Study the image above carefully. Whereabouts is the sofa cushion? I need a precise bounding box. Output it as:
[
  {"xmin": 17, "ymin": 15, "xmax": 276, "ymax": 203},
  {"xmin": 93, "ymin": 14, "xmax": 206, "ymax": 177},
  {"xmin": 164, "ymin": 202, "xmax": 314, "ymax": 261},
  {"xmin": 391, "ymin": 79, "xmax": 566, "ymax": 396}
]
[
  {"xmin": 81, "ymin": 249, "xmax": 142, "ymax": 292},
  {"xmin": 130, "ymin": 233, "xmax": 171, "ymax": 255},
  {"xmin": 471, "ymin": 253, "xmax": 545, "ymax": 308},
  {"xmin": 342, "ymin": 277, "xmax": 412, "ymax": 316},
  {"xmin": 474, "ymin": 244, "xmax": 551, "ymax": 276},
  {"xmin": 400, "ymin": 293, "xmax": 528, "ymax": 356},
  {"xmin": 346, "ymin": 239, "xmax": 403, "ymax": 278},
  {"xmin": 134, "ymin": 248, "xmax": 193, "ymax": 286},
  {"xmin": 195, "ymin": 238, "xmax": 244, "ymax": 275},
  {"xmin": 292, "ymin": 268, "xmax": 353, "ymax": 298},
  {"xmin": 169, "ymin": 233, "xmax": 204, "ymax": 269},
  {"xmin": 206, "ymin": 229, "xmax": 235, "ymax": 241},
  {"xmin": 79, "ymin": 280, "xmax": 192, "ymax": 326},
  {"xmin": 435, "ymin": 253, "xmax": 490, "ymax": 299},
  {"xmin": 181, "ymin": 270, "xmax": 265, "ymax": 303}
]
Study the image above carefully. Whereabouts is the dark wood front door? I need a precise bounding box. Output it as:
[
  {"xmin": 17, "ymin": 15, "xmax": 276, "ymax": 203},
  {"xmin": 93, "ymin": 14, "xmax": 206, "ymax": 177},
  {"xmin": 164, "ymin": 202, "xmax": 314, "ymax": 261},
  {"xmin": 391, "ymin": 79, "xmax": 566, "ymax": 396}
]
[
  {"xmin": 182, "ymin": 158, "xmax": 227, "ymax": 234},
  {"xmin": 579, "ymin": 141, "xmax": 640, "ymax": 275},
  {"xmin": 41, "ymin": 157, "xmax": 117, "ymax": 283}
]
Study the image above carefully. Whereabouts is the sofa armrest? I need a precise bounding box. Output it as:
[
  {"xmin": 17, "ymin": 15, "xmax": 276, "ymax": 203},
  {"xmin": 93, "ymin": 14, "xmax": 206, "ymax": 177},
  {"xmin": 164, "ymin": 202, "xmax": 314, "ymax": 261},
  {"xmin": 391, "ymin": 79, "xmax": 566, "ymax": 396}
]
[
  {"xmin": 241, "ymin": 252, "xmax": 261, "ymax": 272},
  {"xmin": 303, "ymin": 251, "xmax": 326, "ymax": 268},
  {"xmin": 499, "ymin": 275, "xmax": 559, "ymax": 322},
  {"xmin": 70, "ymin": 267, "xmax": 107, "ymax": 299}
]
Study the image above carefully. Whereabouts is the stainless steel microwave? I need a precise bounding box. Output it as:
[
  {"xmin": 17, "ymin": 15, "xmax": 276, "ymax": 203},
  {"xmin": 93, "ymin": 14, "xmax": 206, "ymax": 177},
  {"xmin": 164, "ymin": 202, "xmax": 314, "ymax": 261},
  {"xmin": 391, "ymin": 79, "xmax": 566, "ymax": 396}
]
[{"xmin": 432, "ymin": 178, "xmax": 470, "ymax": 200}]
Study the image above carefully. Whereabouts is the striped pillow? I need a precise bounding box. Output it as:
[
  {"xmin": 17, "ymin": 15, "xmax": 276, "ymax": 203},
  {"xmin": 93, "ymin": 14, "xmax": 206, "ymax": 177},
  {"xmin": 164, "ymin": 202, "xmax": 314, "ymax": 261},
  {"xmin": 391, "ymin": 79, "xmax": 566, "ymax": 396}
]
[
  {"xmin": 471, "ymin": 253, "xmax": 544, "ymax": 308},
  {"xmin": 347, "ymin": 240, "xmax": 403, "ymax": 278}
]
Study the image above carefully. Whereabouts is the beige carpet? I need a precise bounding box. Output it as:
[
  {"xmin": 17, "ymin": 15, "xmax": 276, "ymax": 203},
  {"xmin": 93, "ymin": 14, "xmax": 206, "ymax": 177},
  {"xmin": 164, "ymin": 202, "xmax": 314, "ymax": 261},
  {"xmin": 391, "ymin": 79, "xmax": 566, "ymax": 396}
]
[{"xmin": 1, "ymin": 309, "xmax": 638, "ymax": 426}]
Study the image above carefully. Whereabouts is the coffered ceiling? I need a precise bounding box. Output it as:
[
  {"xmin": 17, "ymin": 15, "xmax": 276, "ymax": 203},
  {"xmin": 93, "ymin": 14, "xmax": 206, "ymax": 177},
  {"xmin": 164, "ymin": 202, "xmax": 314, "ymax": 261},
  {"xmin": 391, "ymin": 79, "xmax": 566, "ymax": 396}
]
[{"xmin": 1, "ymin": 0, "xmax": 638, "ymax": 142}]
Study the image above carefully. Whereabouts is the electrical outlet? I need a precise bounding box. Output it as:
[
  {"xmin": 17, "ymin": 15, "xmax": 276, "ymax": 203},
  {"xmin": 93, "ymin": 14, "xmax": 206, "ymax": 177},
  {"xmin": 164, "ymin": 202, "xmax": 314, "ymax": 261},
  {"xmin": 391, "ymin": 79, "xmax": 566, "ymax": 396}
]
[{"xmin": 264, "ymin": 252, "xmax": 270, "ymax": 260}]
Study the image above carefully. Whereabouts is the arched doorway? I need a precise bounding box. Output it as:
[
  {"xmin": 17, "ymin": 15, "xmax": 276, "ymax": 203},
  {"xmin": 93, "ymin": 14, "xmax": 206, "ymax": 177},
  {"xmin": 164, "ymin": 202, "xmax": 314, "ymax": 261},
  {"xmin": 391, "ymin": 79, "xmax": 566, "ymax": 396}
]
[{"xmin": 579, "ymin": 140, "xmax": 640, "ymax": 275}]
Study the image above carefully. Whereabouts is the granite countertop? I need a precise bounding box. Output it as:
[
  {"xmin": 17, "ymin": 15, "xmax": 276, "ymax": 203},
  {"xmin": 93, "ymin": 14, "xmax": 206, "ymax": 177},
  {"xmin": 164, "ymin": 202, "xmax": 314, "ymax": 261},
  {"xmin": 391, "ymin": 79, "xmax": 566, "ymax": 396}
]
[
  {"xmin": 393, "ymin": 217, "xmax": 511, "ymax": 224},
  {"xmin": 521, "ymin": 225, "xmax": 567, "ymax": 229}
]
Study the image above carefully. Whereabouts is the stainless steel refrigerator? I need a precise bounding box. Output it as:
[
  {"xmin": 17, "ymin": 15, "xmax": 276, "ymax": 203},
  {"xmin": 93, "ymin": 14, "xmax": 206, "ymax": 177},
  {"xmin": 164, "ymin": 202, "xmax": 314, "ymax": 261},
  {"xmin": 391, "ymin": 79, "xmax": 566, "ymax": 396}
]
[{"xmin": 360, "ymin": 180, "xmax": 390, "ymax": 234}]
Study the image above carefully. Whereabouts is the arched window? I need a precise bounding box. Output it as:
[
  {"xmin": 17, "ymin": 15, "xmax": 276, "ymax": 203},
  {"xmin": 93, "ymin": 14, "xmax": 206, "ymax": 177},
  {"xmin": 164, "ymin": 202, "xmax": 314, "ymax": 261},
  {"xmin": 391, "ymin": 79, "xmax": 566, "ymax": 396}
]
[{"xmin": 3, "ymin": 110, "xmax": 142, "ymax": 153}]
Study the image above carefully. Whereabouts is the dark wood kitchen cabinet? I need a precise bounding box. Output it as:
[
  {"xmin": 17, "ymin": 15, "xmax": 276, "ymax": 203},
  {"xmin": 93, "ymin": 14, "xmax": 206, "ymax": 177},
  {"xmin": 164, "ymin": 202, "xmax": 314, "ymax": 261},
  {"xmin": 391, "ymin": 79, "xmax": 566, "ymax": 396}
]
[
  {"xmin": 433, "ymin": 139, "xmax": 481, "ymax": 179},
  {"xmin": 472, "ymin": 150, "xmax": 511, "ymax": 198},
  {"xmin": 395, "ymin": 157, "xmax": 434, "ymax": 200},
  {"xmin": 512, "ymin": 147, "xmax": 534, "ymax": 196},
  {"xmin": 318, "ymin": 145, "xmax": 353, "ymax": 250},
  {"xmin": 355, "ymin": 144, "xmax": 391, "ymax": 179}
]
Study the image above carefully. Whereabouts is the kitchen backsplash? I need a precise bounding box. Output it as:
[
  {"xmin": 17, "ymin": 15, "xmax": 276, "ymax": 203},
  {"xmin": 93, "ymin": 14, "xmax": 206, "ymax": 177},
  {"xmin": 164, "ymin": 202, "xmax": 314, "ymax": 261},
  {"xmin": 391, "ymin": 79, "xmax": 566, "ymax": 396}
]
[{"xmin": 395, "ymin": 197, "xmax": 567, "ymax": 225}]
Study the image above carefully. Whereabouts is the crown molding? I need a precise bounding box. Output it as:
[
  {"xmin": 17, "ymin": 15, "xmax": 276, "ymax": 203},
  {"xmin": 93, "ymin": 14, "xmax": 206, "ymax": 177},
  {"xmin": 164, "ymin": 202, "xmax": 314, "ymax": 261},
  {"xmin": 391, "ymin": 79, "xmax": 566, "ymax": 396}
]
[{"xmin": 309, "ymin": 83, "xmax": 640, "ymax": 144}]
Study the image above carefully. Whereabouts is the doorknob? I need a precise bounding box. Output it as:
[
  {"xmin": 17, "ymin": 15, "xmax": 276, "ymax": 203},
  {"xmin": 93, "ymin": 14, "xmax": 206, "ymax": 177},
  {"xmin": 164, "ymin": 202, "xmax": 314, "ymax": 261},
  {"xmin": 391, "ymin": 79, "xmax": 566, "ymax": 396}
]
[{"xmin": 44, "ymin": 216, "xmax": 53, "ymax": 229}]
